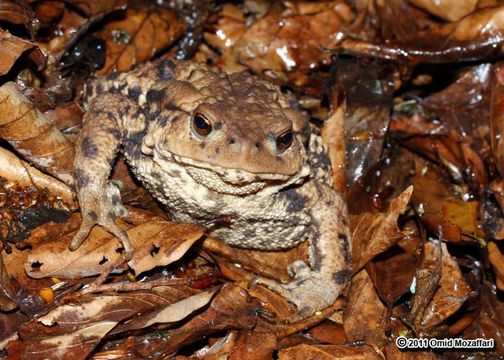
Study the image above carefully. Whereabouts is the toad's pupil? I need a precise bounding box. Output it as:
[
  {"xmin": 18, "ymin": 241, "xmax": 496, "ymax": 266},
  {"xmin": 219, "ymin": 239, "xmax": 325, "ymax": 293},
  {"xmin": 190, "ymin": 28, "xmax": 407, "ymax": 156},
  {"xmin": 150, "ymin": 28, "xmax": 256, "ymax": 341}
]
[
  {"xmin": 193, "ymin": 114, "xmax": 212, "ymax": 136},
  {"xmin": 276, "ymin": 131, "xmax": 293, "ymax": 152}
]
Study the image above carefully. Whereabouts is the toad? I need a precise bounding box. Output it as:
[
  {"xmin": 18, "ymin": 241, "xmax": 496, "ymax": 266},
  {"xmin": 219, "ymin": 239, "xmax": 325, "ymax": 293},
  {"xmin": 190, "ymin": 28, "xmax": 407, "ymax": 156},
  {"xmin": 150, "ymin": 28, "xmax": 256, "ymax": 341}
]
[{"xmin": 72, "ymin": 60, "xmax": 352, "ymax": 319}]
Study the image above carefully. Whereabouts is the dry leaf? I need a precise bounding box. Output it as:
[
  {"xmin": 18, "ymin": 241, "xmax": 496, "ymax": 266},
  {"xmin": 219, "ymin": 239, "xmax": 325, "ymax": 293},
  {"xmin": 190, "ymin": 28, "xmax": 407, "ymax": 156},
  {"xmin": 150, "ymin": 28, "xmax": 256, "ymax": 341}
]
[
  {"xmin": 0, "ymin": 82, "xmax": 74, "ymax": 184},
  {"xmin": 278, "ymin": 343, "xmax": 382, "ymax": 360},
  {"xmin": 26, "ymin": 219, "xmax": 204, "ymax": 279},
  {"xmin": 0, "ymin": 29, "xmax": 45, "ymax": 76},
  {"xmin": 408, "ymin": 0, "xmax": 478, "ymax": 21},
  {"xmin": 0, "ymin": 147, "xmax": 75, "ymax": 206},
  {"xmin": 16, "ymin": 287, "xmax": 215, "ymax": 360}
]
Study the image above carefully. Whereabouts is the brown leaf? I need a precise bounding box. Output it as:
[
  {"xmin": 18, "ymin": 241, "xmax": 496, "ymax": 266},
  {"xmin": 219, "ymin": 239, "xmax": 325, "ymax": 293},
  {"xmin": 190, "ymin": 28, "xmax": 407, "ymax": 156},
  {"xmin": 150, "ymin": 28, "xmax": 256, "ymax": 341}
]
[
  {"xmin": 0, "ymin": 312, "xmax": 27, "ymax": 350},
  {"xmin": 278, "ymin": 343, "xmax": 382, "ymax": 360},
  {"xmin": 96, "ymin": 2, "xmax": 186, "ymax": 75},
  {"xmin": 306, "ymin": 320, "xmax": 346, "ymax": 345},
  {"xmin": 18, "ymin": 287, "xmax": 214, "ymax": 360},
  {"xmin": 412, "ymin": 160, "xmax": 483, "ymax": 242},
  {"xmin": 206, "ymin": 2, "xmax": 354, "ymax": 92},
  {"xmin": 488, "ymin": 241, "xmax": 504, "ymax": 290},
  {"xmin": 340, "ymin": 6, "xmax": 504, "ymax": 63},
  {"xmin": 150, "ymin": 284, "xmax": 261, "ymax": 356},
  {"xmin": 343, "ymin": 270, "xmax": 388, "ymax": 348},
  {"xmin": 333, "ymin": 57, "xmax": 395, "ymax": 187},
  {"xmin": 410, "ymin": 242, "xmax": 472, "ymax": 334},
  {"xmin": 321, "ymin": 91, "xmax": 346, "ymax": 193},
  {"xmin": 0, "ymin": 82, "xmax": 75, "ymax": 184},
  {"xmin": 460, "ymin": 281, "xmax": 504, "ymax": 353},
  {"xmin": 65, "ymin": 0, "xmax": 126, "ymax": 17},
  {"xmin": 25, "ymin": 219, "xmax": 204, "ymax": 279},
  {"xmin": 203, "ymin": 236, "xmax": 308, "ymax": 283},
  {"xmin": 491, "ymin": 61, "xmax": 504, "ymax": 178},
  {"xmin": 408, "ymin": 0, "xmax": 477, "ymax": 21},
  {"xmin": 0, "ymin": 147, "xmax": 75, "ymax": 207},
  {"xmin": 202, "ymin": 331, "xmax": 278, "ymax": 359},
  {"xmin": 366, "ymin": 221, "xmax": 424, "ymax": 306},
  {"xmin": 350, "ymin": 186, "xmax": 413, "ymax": 273},
  {"xmin": 0, "ymin": 29, "xmax": 45, "ymax": 76},
  {"xmin": 0, "ymin": 0, "xmax": 33, "ymax": 26}
]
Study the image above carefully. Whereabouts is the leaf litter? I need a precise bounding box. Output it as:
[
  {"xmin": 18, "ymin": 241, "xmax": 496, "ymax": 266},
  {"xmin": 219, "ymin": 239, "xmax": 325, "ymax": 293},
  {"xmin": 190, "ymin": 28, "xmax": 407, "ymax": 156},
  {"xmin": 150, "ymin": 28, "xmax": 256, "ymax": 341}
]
[{"xmin": 0, "ymin": 0, "xmax": 504, "ymax": 359}]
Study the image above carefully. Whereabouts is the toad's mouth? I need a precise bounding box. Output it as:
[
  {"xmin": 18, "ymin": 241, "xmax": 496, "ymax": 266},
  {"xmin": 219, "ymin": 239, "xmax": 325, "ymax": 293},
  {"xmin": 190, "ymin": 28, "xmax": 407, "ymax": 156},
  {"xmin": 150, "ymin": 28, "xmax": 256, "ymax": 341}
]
[{"xmin": 155, "ymin": 149, "xmax": 297, "ymax": 195}]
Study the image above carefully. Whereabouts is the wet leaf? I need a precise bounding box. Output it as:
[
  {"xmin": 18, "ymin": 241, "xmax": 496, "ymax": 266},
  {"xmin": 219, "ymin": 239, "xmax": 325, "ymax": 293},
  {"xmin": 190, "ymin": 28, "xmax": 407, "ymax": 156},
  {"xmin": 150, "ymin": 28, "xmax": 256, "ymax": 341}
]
[
  {"xmin": 343, "ymin": 270, "xmax": 388, "ymax": 347},
  {"xmin": 350, "ymin": 186, "xmax": 413, "ymax": 273},
  {"xmin": 366, "ymin": 221, "xmax": 424, "ymax": 306},
  {"xmin": 491, "ymin": 61, "xmax": 504, "ymax": 178},
  {"xmin": 335, "ymin": 57, "xmax": 395, "ymax": 187},
  {"xmin": 96, "ymin": 2, "xmax": 186, "ymax": 74},
  {"xmin": 412, "ymin": 160, "xmax": 483, "ymax": 242},
  {"xmin": 409, "ymin": 242, "xmax": 472, "ymax": 334},
  {"xmin": 206, "ymin": 2, "xmax": 354, "ymax": 92},
  {"xmin": 65, "ymin": 0, "xmax": 126, "ymax": 17},
  {"xmin": 340, "ymin": 6, "xmax": 504, "ymax": 63},
  {"xmin": 488, "ymin": 241, "xmax": 504, "ymax": 290},
  {"xmin": 0, "ymin": 0, "xmax": 33, "ymax": 27}
]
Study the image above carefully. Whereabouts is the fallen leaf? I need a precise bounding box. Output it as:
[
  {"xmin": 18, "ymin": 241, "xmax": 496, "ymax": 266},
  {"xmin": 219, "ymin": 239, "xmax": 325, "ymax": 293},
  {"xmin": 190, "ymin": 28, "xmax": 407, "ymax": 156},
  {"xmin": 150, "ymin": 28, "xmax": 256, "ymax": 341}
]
[
  {"xmin": 408, "ymin": 0, "xmax": 478, "ymax": 21},
  {"xmin": 0, "ymin": 82, "xmax": 75, "ymax": 185},
  {"xmin": 26, "ymin": 219, "xmax": 205, "ymax": 279},
  {"xmin": 0, "ymin": 147, "xmax": 75, "ymax": 206},
  {"xmin": 17, "ymin": 286, "xmax": 215, "ymax": 360},
  {"xmin": 65, "ymin": 0, "xmax": 126, "ymax": 17},
  {"xmin": 96, "ymin": 2, "xmax": 186, "ymax": 74},
  {"xmin": 0, "ymin": 29, "xmax": 45, "ymax": 76},
  {"xmin": 206, "ymin": 2, "xmax": 354, "ymax": 92},
  {"xmin": 409, "ymin": 242, "xmax": 472, "ymax": 334},
  {"xmin": 0, "ymin": 0, "xmax": 33, "ymax": 27},
  {"xmin": 340, "ymin": 6, "xmax": 504, "ymax": 62},
  {"xmin": 343, "ymin": 269, "xmax": 388, "ymax": 348},
  {"xmin": 278, "ymin": 343, "xmax": 382, "ymax": 360},
  {"xmin": 412, "ymin": 160, "xmax": 483, "ymax": 242},
  {"xmin": 350, "ymin": 186, "xmax": 413, "ymax": 273},
  {"xmin": 488, "ymin": 241, "xmax": 504, "ymax": 290},
  {"xmin": 491, "ymin": 61, "xmax": 504, "ymax": 178},
  {"xmin": 366, "ymin": 220, "xmax": 424, "ymax": 306}
]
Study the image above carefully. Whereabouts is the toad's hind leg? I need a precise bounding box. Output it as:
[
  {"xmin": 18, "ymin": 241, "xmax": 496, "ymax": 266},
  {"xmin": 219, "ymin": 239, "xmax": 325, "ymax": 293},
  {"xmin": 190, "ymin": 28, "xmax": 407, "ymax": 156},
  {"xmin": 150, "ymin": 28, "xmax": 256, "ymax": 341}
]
[
  {"xmin": 252, "ymin": 183, "xmax": 351, "ymax": 321},
  {"xmin": 71, "ymin": 93, "xmax": 144, "ymax": 260}
]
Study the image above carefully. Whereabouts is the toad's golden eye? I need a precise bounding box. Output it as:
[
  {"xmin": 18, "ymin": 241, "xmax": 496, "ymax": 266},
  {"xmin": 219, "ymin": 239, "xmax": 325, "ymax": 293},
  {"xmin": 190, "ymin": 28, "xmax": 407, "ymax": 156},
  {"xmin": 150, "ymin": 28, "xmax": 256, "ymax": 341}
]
[
  {"xmin": 192, "ymin": 113, "xmax": 212, "ymax": 137},
  {"xmin": 276, "ymin": 130, "xmax": 293, "ymax": 152}
]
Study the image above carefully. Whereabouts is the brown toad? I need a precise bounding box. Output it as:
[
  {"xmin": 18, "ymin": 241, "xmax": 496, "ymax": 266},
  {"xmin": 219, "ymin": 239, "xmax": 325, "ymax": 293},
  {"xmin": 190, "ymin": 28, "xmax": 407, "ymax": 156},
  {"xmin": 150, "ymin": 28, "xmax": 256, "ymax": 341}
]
[{"xmin": 72, "ymin": 60, "xmax": 351, "ymax": 319}]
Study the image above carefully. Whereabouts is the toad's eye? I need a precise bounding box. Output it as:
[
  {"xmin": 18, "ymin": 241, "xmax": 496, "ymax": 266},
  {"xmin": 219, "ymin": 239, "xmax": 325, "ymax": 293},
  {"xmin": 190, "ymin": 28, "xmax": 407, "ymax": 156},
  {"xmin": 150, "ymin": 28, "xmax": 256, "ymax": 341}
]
[
  {"xmin": 192, "ymin": 113, "xmax": 212, "ymax": 137},
  {"xmin": 276, "ymin": 130, "xmax": 293, "ymax": 152}
]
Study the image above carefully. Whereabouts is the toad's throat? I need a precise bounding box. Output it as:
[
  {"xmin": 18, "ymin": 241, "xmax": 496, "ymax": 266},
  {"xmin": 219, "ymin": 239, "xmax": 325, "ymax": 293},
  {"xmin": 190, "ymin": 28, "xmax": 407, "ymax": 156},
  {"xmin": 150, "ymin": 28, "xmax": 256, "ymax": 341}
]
[{"xmin": 156, "ymin": 150, "xmax": 293, "ymax": 195}]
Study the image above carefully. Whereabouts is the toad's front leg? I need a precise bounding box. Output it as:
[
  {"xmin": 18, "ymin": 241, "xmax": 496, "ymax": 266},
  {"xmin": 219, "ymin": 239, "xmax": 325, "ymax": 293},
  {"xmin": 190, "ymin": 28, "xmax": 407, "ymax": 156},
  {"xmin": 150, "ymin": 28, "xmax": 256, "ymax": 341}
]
[
  {"xmin": 253, "ymin": 183, "xmax": 352, "ymax": 321},
  {"xmin": 71, "ymin": 93, "xmax": 143, "ymax": 260}
]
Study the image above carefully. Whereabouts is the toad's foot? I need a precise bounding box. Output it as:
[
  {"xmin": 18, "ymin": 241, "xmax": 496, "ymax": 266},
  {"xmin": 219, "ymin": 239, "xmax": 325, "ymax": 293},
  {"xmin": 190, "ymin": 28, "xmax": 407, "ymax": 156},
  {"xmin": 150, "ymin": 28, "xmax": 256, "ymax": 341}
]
[
  {"xmin": 251, "ymin": 260, "xmax": 341, "ymax": 322},
  {"xmin": 70, "ymin": 181, "xmax": 133, "ymax": 260}
]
